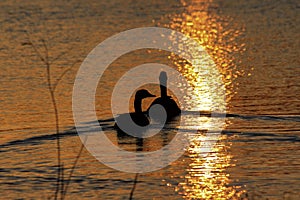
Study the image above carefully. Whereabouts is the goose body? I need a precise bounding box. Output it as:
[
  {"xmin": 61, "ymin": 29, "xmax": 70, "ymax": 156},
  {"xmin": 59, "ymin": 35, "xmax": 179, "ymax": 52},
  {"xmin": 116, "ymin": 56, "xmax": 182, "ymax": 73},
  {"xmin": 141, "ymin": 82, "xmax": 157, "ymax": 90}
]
[{"xmin": 114, "ymin": 89, "xmax": 155, "ymax": 133}]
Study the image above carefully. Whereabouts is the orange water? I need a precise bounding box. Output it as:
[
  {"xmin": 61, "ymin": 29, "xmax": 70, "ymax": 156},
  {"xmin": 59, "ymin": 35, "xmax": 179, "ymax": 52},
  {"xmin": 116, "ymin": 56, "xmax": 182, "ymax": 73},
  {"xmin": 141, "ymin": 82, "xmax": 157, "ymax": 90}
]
[{"xmin": 0, "ymin": 0, "xmax": 299, "ymax": 199}]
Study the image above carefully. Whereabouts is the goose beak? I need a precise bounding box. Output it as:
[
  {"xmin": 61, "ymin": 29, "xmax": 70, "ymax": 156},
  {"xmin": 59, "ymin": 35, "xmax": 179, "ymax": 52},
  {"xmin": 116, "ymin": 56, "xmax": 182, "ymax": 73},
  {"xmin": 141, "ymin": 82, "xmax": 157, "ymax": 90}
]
[
  {"xmin": 143, "ymin": 90, "xmax": 156, "ymax": 98},
  {"xmin": 136, "ymin": 89, "xmax": 156, "ymax": 99},
  {"xmin": 148, "ymin": 93, "xmax": 156, "ymax": 98}
]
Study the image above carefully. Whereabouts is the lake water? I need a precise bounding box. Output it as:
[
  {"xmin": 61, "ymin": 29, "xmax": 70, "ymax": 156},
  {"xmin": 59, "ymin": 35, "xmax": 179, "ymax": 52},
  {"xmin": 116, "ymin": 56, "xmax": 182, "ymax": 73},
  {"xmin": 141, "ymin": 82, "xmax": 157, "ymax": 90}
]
[{"xmin": 0, "ymin": 0, "xmax": 299, "ymax": 199}]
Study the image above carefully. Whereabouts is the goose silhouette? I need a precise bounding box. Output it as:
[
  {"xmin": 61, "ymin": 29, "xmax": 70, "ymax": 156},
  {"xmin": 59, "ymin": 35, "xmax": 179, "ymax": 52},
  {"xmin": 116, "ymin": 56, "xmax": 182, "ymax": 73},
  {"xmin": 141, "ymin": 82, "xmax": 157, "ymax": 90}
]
[
  {"xmin": 114, "ymin": 89, "xmax": 155, "ymax": 132},
  {"xmin": 147, "ymin": 71, "xmax": 181, "ymax": 121}
]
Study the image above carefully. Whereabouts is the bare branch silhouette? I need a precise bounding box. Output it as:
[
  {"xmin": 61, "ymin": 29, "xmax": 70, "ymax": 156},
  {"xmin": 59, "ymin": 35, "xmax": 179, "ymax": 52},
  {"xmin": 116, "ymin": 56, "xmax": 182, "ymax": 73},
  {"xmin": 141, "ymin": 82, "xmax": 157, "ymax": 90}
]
[
  {"xmin": 62, "ymin": 142, "xmax": 85, "ymax": 199},
  {"xmin": 129, "ymin": 173, "xmax": 139, "ymax": 200},
  {"xmin": 60, "ymin": 163, "xmax": 65, "ymax": 199},
  {"xmin": 25, "ymin": 30, "xmax": 67, "ymax": 200},
  {"xmin": 52, "ymin": 60, "xmax": 80, "ymax": 92},
  {"xmin": 49, "ymin": 46, "xmax": 74, "ymax": 65},
  {"xmin": 25, "ymin": 31, "xmax": 46, "ymax": 64}
]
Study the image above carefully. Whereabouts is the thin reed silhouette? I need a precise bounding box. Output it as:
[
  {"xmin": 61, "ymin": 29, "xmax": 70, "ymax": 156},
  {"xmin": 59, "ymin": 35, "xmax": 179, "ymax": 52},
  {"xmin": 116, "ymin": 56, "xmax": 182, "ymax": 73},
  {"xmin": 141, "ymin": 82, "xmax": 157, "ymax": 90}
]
[
  {"xmin": 25, "ymin": 30, "xmax": 79, "ymax": 200},
  {"xmin": 129, "ymin": 173, "xmax": 139, "ymax": 200}
]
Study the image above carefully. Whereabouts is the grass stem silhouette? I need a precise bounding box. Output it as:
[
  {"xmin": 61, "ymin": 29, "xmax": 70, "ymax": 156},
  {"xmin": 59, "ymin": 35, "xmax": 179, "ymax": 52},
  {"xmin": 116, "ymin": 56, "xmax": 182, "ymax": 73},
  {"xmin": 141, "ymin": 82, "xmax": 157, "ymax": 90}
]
[{"xmin": 25, "ymin": 30, "xmax": 79, "ymax": 200}]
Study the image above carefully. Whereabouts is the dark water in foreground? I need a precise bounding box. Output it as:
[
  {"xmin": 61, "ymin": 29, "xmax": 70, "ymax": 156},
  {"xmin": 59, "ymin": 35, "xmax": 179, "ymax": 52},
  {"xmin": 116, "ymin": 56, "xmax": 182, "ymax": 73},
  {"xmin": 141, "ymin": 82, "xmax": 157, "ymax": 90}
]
[{"xmin": 0, "ymin": 0, "xmax": 299, "ymax": 199}]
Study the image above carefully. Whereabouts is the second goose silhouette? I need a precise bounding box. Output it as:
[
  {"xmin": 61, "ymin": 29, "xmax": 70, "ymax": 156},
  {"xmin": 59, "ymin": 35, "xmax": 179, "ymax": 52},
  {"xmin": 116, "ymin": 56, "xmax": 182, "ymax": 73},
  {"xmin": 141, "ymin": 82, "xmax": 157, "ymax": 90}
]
[{"xmin": 147, "ymin": 71, "xmax": 181, "ymax": 121}]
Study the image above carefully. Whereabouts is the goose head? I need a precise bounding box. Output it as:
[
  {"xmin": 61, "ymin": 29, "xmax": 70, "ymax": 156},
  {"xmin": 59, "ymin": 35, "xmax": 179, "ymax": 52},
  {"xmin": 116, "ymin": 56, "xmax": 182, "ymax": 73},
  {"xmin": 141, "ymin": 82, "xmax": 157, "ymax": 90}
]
[{"xmin": 134, "ymin": 89, "xmax": 155, "ymax": 113}]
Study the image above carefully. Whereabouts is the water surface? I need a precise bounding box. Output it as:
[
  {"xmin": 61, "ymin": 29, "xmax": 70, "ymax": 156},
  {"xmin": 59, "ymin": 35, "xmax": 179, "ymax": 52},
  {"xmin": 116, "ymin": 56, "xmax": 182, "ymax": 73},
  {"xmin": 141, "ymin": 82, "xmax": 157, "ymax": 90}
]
[{"xmin": 0, "ymin": 0, "xmax": 299, "ymax": 199}]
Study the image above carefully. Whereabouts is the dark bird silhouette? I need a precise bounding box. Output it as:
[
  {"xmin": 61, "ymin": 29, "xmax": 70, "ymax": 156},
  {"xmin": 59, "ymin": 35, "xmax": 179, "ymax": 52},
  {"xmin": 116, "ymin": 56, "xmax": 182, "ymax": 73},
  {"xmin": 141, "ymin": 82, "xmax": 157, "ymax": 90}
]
[
  {"xmin": 114, "ymin": 89, "xmax": 156, "ymax": 133},
  {"xmin": 147, "ymin": 71, "xmax": 181, "ymax": 121}
]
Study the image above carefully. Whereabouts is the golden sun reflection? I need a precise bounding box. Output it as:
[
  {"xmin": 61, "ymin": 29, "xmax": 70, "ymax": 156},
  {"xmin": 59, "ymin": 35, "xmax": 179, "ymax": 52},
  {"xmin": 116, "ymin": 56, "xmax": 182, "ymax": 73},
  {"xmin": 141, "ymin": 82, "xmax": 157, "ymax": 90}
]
[
  {"xmin": 160, "ymin": 0, "xmax": 248, "ymax": 199},
  {"xmin": 164, "ymin": 0, "xmax": 247, "ymax": 108},
  {"xmin": 176, "ymin": 134, "xmax": 246, "ymax": 199}
]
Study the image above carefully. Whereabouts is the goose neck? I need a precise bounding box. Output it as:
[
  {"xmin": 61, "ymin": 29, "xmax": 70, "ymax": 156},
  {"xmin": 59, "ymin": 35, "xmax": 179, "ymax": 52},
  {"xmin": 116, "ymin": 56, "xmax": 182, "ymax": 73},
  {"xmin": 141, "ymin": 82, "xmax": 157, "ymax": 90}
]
[{"xmin": 134, "ymin": 98, "xmax": 143, "ymax": 113}]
